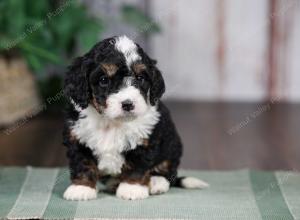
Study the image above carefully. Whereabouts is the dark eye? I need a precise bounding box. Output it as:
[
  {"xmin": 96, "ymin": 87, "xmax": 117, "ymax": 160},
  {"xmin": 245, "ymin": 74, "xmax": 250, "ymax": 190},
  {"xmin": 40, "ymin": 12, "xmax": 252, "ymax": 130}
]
[
  {"xmin": 136, "ymin": 75, "xmax": 145, "ymax": 84},
  {"xmin": 99, "ymin": 75, "xmax": 109, "ymax": 87}
]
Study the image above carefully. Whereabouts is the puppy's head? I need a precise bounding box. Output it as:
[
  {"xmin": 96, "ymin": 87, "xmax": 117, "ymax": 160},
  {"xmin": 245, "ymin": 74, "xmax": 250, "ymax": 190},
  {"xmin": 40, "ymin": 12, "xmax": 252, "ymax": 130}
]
[{"xmin": 64, "ymin": 36, "xmax": 165, "ymax": 120}]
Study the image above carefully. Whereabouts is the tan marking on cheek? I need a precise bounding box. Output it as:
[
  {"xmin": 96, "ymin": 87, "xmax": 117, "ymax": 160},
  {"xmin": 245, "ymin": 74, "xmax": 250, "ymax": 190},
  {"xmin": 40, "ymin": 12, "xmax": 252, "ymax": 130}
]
[
  {"xmin": 133, "ymin": 63, "xmax": 146, "ymax": 74},
  {"xmin": 100, "ymin": 63, "xmax": 118, "ymax": 76},
  {"xmin": 69, "ymin": 131, "xmax": 77, "ymax": 143},
  {"xmin": 91, "ymin": 96, "xmax": 106, "ymax": 113},
  {"xmin": 92, "ymin": 97, "xmax": 101, "ymax": 112},
  {"xmin": 142, "ymin": 139, "xmax": 149, "ymax": 148}
]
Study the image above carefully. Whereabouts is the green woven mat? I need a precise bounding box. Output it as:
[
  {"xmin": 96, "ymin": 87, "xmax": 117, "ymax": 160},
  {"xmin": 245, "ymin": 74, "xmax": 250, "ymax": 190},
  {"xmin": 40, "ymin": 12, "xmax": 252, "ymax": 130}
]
[{"xmin": 0, "ymin": 167, "xmax": 299, "ymax": 220}]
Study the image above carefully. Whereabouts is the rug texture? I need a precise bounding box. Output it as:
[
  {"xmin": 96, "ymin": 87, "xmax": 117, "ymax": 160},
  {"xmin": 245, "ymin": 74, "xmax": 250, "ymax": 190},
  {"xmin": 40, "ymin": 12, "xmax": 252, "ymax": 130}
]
[{"xmin": 0, "ymin": 167, "xmax": 299, "ymax": 220}]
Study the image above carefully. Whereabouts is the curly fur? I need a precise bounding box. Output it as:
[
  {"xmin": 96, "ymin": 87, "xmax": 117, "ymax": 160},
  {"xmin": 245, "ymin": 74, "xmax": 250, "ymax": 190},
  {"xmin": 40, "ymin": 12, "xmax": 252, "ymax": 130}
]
[{"xmin": 63, "ymin": 36, "xmax": 207, "ymax": 201}]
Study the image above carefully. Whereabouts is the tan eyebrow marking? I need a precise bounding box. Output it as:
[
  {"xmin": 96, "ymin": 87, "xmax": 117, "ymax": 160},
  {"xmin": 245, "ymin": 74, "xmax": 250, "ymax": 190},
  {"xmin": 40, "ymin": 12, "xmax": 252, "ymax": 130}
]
[
  {"xmin": 100, "ymin": 63, "xmax": 118, "ymax": 76},
  {"xmin": 132, "ymin": 63, "xmax": 146, "ymax": 74}
]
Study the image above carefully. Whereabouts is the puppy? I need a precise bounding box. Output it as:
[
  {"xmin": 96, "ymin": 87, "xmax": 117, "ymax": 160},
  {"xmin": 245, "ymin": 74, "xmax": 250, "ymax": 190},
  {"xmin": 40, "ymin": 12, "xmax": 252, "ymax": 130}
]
[{"xmin": 63, "ymin": 36, "xmax": 208, "ymax": 201}]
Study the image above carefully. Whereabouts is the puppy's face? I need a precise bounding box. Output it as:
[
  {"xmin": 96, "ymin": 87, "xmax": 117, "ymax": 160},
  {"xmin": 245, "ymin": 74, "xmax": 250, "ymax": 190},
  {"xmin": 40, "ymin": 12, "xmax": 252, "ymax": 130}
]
[
  {"xmin": 65, "ymin": 36, "xmax": 165, "ymax": 120},
  {"xmin": 89, "ymin": 61, "xmax": 150, "ymax": 120}
]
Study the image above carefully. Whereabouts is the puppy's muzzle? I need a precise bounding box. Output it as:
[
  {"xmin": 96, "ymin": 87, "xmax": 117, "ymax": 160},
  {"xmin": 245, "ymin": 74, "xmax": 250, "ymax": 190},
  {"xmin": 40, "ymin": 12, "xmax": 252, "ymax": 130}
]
[{"xmin": 121, "ymin": 99, "xmax": 134, "ymax": 112}]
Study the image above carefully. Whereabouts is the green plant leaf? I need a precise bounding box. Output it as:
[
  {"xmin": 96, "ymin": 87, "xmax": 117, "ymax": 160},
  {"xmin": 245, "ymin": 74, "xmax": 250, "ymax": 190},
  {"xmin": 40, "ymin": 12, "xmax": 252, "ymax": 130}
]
[
  {"xmin": 24, "ymin": 53, "xmax": 44, "ymax": 73},
  {"xmin": 25, "ymin": 0, "xmax": 49, "ymax": 18},
  {"xmin": 0, "ymin": 35, "xmax": 13, "ymax": 50},
  {"xmin": 77, "ymin": 20, "xmax": 102, "ymax": 53},
  {"xmin": 0, "ymin": 0, "xmax": 160, "ymax": 79},
  {"xmin": 4, "ymin": 0, "xmax": 26, "ymax": 37},
  {"xmin": 50, "ymin": 13, "xmax": 75, "ymax": 50},
  {"xmin": 19, "ymin": 41, "xmax": 61, "ymax": 64},
  {"xmin": 121, "ymin": 5, "xmax": 160, "ymax": 34}
]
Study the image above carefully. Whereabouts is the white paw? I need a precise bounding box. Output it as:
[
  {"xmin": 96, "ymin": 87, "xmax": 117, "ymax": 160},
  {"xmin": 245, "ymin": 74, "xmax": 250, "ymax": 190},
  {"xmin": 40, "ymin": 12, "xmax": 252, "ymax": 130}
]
[
  {"xmin": 63, "ymin": 184, "xmax": 97, "ymax": 201},
  {"xmin": 181, "ymin": 177, "xmax": 209, "ymax": 189},
  {"xmin": 116, "ymin": 182, "xmax": 149, "ymax": 200},
  {"xmin": 149, "ymin": 176, "xmax": 170, "ymax": 195}
]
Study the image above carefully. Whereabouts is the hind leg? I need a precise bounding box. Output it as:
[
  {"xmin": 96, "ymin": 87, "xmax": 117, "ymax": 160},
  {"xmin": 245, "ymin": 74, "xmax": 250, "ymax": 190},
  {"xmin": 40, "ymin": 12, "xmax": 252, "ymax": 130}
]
[
  {"xmin": 149, "ymin": 160, "xmax": 178, "ymax": 195},
  {"xmin": 149, "ymin": 176, "xmax": 170, "ymax": 195}
]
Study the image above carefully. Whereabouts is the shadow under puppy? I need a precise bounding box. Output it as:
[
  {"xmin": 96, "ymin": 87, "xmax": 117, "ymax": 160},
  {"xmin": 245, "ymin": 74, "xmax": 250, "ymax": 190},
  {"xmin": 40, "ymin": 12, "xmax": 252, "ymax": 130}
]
[{"xmin": 63, "ymin": 36, "xmax": 208, "ymax": 201}]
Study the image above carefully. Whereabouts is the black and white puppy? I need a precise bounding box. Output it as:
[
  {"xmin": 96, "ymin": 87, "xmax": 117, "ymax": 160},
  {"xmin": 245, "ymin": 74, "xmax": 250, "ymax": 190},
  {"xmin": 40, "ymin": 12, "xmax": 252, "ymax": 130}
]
[{"xmin": 63, "ymin": 36, "xmax": 208, "ymax": 201}]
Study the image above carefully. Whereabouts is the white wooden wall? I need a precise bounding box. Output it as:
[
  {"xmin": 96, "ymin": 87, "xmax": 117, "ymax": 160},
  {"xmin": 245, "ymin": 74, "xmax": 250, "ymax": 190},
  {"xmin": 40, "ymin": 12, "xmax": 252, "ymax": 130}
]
[{"xmin": 150, "ymin": 0, "xmax": 300, "ymax": 102}]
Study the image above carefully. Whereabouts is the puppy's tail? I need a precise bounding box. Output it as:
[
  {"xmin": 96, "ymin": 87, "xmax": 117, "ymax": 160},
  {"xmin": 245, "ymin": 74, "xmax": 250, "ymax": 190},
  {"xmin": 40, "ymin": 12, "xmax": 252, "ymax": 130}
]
[{"xmin": 173, "ymin": 176, "xmax": 209, "ymax": 189}]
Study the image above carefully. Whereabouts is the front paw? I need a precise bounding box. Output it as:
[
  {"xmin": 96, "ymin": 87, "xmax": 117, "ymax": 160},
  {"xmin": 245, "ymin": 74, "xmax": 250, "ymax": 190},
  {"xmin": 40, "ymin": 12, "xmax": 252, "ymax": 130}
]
[
  {"xmin": 116, "ymin": 182, "xmax": 149, "ymax": 200},
  {"xmin": 63, "ymin": 184, "xmax": 97, "ymax": 201}
]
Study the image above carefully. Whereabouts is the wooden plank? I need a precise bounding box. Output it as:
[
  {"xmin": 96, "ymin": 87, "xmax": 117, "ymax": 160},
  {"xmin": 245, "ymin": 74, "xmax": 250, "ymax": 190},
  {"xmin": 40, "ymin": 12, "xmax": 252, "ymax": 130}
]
[
  {"xmin": 150, "ymin": 0, "xmax": 219, "ymax": 100},
  {"xmin": 151, "ymin": 0, "xmax": 270, "ymax": 101},
  {"xmin": 285, "ymin": 1, "xmax": 300, "ymax": 102},
  {"xmin": 267, "ymin": 0, "xmax": 300, "ymax": 101},
  {"xmin": 223, "ymin": 0, "xmax": 268, "ymax": 101}
]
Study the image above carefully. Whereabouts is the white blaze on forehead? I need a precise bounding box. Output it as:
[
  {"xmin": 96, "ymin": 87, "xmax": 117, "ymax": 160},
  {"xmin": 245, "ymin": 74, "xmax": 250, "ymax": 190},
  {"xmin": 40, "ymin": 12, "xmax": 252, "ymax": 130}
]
[
  {"xmin": 114, "ymin": 35, "xmax": 141, "ymax": 67},
  {"xmin": 123, "ymin": 76, "xmax": 134, "ymax": 87}
]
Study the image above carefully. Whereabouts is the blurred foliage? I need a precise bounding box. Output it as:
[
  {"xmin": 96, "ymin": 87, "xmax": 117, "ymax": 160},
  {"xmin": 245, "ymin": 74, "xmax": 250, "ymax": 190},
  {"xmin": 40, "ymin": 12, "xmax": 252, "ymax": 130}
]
[
  {"xmin": 122, "ymin": 5, "xmax": 160, "ymax": 33},
  {"xmin": 0, "ymin": 0, "xmax": 159, "ymax": 76},
  {"xmin": 38, "ymin": 75, "xmax": 65, "ymax": 114},
  {"xmin": 0, "ymin": 0, "xmax": 102, "ymax": 75},
  {"xmin": 0, "ymin": 0, "xmax": 160, "ymax": 111}
]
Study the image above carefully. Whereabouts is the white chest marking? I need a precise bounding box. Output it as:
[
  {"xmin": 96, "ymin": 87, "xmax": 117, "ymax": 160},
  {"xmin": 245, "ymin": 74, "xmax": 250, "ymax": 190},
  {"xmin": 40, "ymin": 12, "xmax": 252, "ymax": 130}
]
[{"xmin": 71, "ymin": 105, "xmax": 160, "ymax": 175}]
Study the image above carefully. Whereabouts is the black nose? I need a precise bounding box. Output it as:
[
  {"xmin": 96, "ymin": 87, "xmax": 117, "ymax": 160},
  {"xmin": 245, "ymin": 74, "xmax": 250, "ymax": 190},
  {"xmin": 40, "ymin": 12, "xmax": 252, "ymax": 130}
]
[{"xmin": 121, "ymin": 100, "xmax": 134, "ymax": 111}]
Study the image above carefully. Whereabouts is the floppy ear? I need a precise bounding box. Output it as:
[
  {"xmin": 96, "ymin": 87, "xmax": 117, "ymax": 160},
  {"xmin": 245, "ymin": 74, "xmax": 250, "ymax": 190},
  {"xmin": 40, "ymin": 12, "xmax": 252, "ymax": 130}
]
[
  {"xmin": 150, "ymin": 64, "xmax": 165, "ymax": 105},
  {"xmin": 64, "ymin": 56, "xmax": 93, "ymax": 109}
]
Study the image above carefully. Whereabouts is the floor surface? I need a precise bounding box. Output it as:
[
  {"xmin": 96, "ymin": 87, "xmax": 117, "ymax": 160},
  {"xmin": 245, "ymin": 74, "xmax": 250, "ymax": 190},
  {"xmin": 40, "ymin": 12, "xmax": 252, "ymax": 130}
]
[{"xmin": 0, "ymin": 101, "xmax": 299, "ymax": 170}]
